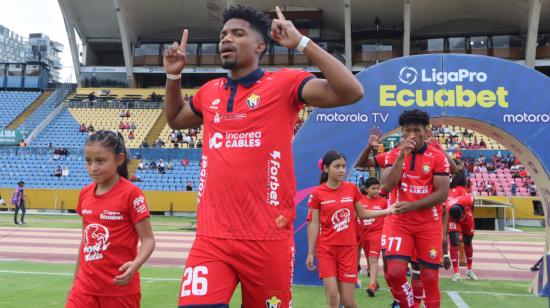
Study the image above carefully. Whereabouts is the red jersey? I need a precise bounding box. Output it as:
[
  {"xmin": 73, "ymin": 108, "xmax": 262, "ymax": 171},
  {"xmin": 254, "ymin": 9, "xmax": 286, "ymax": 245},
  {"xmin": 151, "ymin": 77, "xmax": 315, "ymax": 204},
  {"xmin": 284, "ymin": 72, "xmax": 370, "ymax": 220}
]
[
  {"xmin": 449, "ymin": 186, "xmax": 468, "ymax": 198},
  {"xmin": 308, "ymin": 182, "xmax": 363, "ymax": 245},
  {"xmin": 373, "ymin": 152, "xmax": 387, "ymax": 168},
  {"xmin": 73, "ymin": 177, "xmax": 150, "ymax": 296},
  {"xmin": 385, "ymin": 143, "xmax": 450, "ymax": 225},
  {"xmin": 191, "ymin": 68, "xmax": 314, "ymax": 240},
  {"xmin": 446, "ymin": 194, "xmax": 474, "ymax": 223},
  {"xmin": 356, "ymin": 196, "xmax": 387, "ymax": 233}
]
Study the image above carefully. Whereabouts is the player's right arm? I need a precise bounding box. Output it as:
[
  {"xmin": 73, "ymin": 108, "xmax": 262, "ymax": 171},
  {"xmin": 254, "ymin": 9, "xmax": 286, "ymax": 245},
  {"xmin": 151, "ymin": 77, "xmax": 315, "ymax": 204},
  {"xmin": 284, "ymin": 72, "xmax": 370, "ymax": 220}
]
[
  {"xmin": 163, "ymin": 29, "xmax": 203, "ymax": 129},
  {"xmin": 306, "ymin": 208, "xmax": 319, "ymax": 271},
  {"xmin": 355, "ymin": 127, "xmax": 382, "ymax": 170},
  {"xmin": 382, "ymin": 136, "xmax": 415, "ymax": 191}
]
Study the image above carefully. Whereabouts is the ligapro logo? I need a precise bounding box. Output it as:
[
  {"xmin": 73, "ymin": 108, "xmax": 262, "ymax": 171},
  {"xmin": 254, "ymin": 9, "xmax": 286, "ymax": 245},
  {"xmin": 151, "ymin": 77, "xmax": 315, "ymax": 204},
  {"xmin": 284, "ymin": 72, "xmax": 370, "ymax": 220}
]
[
  {"xmin": 398, "ymin": 66, "xmax": 488, "ymax": 85},
  {"xmin": 399, "ymin": 67, "xmax": 418, "ymax": 85}
]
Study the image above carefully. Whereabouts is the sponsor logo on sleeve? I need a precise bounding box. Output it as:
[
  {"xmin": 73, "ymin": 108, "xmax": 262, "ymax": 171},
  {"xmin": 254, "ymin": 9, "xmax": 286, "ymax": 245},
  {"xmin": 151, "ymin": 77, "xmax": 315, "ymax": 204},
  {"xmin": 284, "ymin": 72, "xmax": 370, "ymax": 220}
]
[{"xmin": 133, "ymin": 196, "xmax": 147, "ymax": 214}]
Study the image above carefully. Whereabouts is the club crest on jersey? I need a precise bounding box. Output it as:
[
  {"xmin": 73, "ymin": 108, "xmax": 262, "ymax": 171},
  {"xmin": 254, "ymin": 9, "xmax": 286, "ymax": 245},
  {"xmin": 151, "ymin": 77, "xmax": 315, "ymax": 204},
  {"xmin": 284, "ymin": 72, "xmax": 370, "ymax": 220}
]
[
  {"xmin": 246, "ymin": 93, "xmax": 260, "ymax": 109},
  {"xmin": 422, "ymin": 163, "xmax": 431, "ymax": 174},
  {"xmin": 265, "ymin": 296, "xmax": 282, "ymax": 308},
  {"xmin": 429, "ymin": 248, "xmax": 438, "ymax": 259}
]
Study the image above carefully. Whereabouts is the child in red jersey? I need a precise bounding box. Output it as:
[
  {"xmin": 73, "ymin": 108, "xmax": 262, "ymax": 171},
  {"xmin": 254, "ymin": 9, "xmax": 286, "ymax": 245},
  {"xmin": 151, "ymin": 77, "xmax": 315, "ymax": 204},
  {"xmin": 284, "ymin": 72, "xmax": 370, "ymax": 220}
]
[
  {"xmin": 306, "ymin": 150, "xmax": 392, "ymax": 308},
  {"xmin": 356, "ymin": 177, "xmax": 387, "ymax": 297},
  {"xmin": 66, "ymin": 130, "xmax": 155, "ymax": 308}
]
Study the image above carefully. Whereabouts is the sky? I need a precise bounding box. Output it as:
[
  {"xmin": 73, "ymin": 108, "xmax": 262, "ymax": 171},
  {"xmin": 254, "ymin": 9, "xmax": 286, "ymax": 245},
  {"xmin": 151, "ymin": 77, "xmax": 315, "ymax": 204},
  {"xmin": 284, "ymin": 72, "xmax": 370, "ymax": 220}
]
[{"xmin": 0, "ymin": 0, "xmax": 78, "ymax": 82}]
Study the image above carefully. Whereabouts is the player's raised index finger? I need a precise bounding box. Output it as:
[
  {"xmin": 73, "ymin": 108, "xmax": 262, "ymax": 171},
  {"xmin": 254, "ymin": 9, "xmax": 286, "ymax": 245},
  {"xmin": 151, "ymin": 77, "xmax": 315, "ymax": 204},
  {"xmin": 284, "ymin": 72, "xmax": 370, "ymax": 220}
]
[
  {"xmin": 275, "ymin": 6, "xmax": 286, "ymax": 20},
  {"xmin": 179, "ymin": 29, "xmax": 188, "ymax": 52}
]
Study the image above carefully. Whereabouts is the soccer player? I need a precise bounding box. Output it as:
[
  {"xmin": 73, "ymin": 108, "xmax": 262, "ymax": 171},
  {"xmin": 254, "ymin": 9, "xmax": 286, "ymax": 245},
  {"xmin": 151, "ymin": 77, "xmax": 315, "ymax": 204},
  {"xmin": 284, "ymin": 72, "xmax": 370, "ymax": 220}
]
[
  {"xmin": 306, "ymin": 151, "xmax": 392, "ymax": 308},
  {"xmin": 382, "ymin": 109, "xmax": 450, "ymax": 308},
  {"xmin": 356, "ymin": 177, "xmax": 387, "ymax": 297},
  {"xmin": 163, "ymin": 5, "xmax": 364, "ymax": 307},
  {"xmin": 447, "ymin": 169, "xmax": 478, "ymax": 282},
  {"xmin": 66, "ymin": 131, "xmax": 155, "ymax": 308}
]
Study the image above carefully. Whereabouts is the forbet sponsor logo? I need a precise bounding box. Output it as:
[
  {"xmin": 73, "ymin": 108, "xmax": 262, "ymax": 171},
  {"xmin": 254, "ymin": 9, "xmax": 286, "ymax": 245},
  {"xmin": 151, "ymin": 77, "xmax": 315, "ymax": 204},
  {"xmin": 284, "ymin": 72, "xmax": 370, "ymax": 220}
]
[{"xmin": 267, "ymin": 151, "xmax": 281, "ymax": 206}]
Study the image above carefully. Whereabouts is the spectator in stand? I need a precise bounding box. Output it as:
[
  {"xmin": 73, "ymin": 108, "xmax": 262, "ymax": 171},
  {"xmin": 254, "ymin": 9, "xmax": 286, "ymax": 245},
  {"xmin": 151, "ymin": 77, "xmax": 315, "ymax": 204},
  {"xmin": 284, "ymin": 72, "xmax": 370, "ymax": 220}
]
[
  {"xmin": 479, "ymin": 139, "xmax": 487, "ymax": 149},
  {"xmin": 130, "ymin": 122, "xmax": 137, "ymax": 130},
  {"xmin": 519, "ymin": 167, "xmax": 527, "ymax": 178},
  {"xmin": 186, "ymin": 181, "xmax": 193, "ymax": 191},
  {"xmin": 54, "ymin": 165, "xmax": 63, "ymax": 177},
  {"xmin": 189, "ymin": 138, "xmax": 195, "ymax": 148},
  {"xmin": 62, "ymin": 165, "xmax": 70, "ymax": 177},
  {"xmin": 155, "ymin": 138, "xmax": 165, "ymax": 148},
  {"xmin": 126, "ymin": 110, "xmax": 131, "ymax": 117},
  {"xmin": 128, "ymin": 130, "xmax": 135, "ymax": 140},
  {"xmin": 170, "ymin": 130, "xmax": 178, "ymax": 146},
  {"xmin": 181, "ymin": 158, "xmax": 189, "ymax": 168},
  {"xmin": 87, "ymin": 123, "xmax": 95, "ymax": 133},
  {"xmin": 138, "ymin": 160, "xmax": 145, "ymax": 170},
  {"xmin": 119, "ymin": 121, "xmax": 125, "ymax": 130},
  {"xmin": 166, "ymin": 160, "xmax": 173, "ymax": 170},
  {"xmin": 510, "ymin": 181, "xmax": 517, "ymax": 196},
  {"xmin": 529, "ymin": 184, "xmax": 537, "ymax": 196},
  {"xmin": 53, "ymin": 148, "xmax": 62, "ymax": 160},
  {"xmin": 124, "ymin": 122, "xmax": 131, "ymax": 130},
  {"xmin": 158, "ymin": 159, "xmax": 166, "ymax": 174},
  {"xmin": 130, "ymin": 174, "xmax": 142, "ymax": 182},
  {"xmin": 140, "ymin": 140, "xmax": 149, "ymax": 148},
  {"xmin": 197, "ymin": 140, "xmax": 202, "ymax": 148},
  {"xmin": 87, "ymin": 92, "xmax": 96, "ymax": 101},
  {"xmin": 119, "ymin": 109, "xmax": 126, "ymax": 117},
  {"xmin": 79, "ymin": 123, "xmax": 87, "ymax": 133},
  {"xmin": 149, "ymin": 160, "xmax": 157, "ymax": 170},
  {"xmin": 61, "ymin": 148, "xmax": 69, "ymax": 156}
]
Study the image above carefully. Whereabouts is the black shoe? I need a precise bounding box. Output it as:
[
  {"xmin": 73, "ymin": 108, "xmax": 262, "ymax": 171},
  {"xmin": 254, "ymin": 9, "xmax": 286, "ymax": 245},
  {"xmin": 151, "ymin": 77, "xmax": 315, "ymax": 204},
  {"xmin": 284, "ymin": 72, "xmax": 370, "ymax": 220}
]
[
  {"xmin": 391, "ymin": 300, "xmax": 399, "ymax": 308},
  {"xmin": 21, "ymin": 221, "xmax": 26, "ymax": 225},
  {"xmin": 14, "ymin": 221, "xmax": 19, "ymax": 225}
]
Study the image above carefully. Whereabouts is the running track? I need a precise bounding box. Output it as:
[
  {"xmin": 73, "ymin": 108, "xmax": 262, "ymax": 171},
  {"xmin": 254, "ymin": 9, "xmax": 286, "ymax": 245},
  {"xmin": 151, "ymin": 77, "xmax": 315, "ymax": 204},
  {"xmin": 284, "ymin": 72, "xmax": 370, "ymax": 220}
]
[{"xmin": 0, "ymin": 227, "xmax": 544, "ymax": 281}]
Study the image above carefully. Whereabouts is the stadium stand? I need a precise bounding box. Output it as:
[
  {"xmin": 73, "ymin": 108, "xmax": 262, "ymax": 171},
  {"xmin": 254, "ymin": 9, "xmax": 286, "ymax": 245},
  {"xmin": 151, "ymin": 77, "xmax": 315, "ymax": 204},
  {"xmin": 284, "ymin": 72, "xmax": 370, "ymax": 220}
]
[
  {"xmin": 17, "ymin": 88, "xmax": 70, "ymax": 133},
  {"xmin": 0, "ymin": 91, "xmax": 40, "ymax": 128}
]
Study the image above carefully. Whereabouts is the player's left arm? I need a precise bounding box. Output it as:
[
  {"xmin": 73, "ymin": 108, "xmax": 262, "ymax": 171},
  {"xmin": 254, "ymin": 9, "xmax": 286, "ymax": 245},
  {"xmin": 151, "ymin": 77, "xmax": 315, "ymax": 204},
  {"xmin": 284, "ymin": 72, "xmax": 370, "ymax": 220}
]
[
  {"xmin": 114, "ymin": 218, "xmax": 156, "ymax": 285},
  {"xmin": 271, "ymin": 6, "xmax": 364, "ymax": 107}
]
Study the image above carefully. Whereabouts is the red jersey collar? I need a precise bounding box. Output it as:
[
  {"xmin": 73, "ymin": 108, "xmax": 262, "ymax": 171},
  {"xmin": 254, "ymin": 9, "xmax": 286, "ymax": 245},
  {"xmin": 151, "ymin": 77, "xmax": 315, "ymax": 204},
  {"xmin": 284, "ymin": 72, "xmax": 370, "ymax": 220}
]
[
  {"xmin": 412, "ymin": 143, "xmax": 428, "ymax": 154},
  {"xmin": 224, "ymin": 68, "xmax": 264, "ymax": 89}
]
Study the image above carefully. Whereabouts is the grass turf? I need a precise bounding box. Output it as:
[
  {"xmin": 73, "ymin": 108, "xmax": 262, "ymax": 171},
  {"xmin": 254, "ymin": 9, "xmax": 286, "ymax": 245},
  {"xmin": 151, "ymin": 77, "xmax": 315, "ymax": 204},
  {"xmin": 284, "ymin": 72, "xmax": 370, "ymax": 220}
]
[{"xmin": 0, "ymin": 261, "xmax": 545, "ymax": 307}]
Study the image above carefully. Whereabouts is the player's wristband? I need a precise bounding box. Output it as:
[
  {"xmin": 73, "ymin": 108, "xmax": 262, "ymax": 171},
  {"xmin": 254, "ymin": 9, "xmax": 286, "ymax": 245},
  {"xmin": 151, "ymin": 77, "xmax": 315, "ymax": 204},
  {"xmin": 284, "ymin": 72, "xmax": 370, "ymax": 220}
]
[
  {"xmin": 296, "ymin": 36, "xmax": 311, "ymax": 52},
  {"xmin": 166, "ymin": 73, "xmax": 181, "ymax": 80}
]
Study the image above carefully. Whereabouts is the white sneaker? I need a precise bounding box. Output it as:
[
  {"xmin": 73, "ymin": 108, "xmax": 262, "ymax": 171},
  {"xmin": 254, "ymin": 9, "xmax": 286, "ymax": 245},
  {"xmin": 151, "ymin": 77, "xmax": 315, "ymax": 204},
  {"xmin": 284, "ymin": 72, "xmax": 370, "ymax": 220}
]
[
  {"xmin": 466, "ymin": 270, "xmax": 479, "ymax": 280},
  {"xmin": 452, "ymin": 273, "xmax": 461, "ymax": 282}
]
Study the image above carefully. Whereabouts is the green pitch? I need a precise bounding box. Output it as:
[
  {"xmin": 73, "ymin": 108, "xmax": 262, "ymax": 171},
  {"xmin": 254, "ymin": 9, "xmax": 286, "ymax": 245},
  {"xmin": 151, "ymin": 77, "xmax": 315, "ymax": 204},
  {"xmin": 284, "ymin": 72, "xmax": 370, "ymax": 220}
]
[{"xmin": 0, "ymin": 261, "xmax": 545, "ymax": 307}]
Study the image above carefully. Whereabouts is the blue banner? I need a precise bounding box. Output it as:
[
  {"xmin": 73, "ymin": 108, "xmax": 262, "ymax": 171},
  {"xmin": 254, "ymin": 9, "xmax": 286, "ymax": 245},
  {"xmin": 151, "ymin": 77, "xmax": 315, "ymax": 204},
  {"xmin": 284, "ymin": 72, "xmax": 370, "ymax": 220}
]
[{"xmin": 292, "ymin": 54, "xmax": 550, "ymax": 288}]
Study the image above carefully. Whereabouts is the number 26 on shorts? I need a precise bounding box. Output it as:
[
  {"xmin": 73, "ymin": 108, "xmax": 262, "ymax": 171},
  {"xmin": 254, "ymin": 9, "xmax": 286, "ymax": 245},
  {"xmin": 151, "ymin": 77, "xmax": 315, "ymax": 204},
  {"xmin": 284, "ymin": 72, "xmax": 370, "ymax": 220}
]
[{"xmin": 181, "ymin": 266, "xmax": 208, "ymax": 297}]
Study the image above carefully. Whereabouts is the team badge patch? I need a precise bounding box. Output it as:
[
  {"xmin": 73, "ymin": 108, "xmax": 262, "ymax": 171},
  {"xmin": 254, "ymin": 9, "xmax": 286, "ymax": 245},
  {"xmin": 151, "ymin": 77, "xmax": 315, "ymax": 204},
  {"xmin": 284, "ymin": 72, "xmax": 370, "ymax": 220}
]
[
  {"xmin": 429, "ymin": 248, "xmax": 438, "ymax": 260},
  {"xmin": 266, "ymin": 296, "xmax": 282, "ymax": 308},
  {"xmin": 246, "ymin": 93, "xmax": 260, "ymax": 109},
  {"xmin": 422, "ymin": 163, "xmax": 430, "ymax": 174}
]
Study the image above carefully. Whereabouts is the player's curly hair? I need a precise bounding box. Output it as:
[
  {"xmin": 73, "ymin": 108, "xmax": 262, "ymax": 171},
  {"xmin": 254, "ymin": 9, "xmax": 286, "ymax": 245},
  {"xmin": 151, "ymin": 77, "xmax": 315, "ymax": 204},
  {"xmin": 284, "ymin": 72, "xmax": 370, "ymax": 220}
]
[
  {"xmin": 398, "ymin": 109, "xmax": 430, "ymax": 127},
  {"xmin": 223, "ymin": 5, "xmax": 270, "ymax": 46}
]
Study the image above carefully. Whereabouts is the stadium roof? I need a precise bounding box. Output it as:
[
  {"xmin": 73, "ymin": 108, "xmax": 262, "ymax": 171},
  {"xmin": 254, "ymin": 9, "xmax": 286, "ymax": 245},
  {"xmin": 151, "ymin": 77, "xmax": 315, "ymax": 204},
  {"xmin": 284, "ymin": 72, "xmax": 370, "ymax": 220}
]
[{"xmin": 59, "ymin": 0, "xmax": 550, "ymax": 44}]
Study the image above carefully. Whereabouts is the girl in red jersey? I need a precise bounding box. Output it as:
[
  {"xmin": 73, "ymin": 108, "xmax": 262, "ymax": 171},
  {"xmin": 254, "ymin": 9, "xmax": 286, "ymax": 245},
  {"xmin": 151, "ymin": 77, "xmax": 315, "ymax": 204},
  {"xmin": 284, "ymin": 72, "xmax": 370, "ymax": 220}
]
[
  {"xmin": 306, "ymin": 150, "xmax": 392, "ymax": 308},
  {"xmin": 66, "ymin": 130, "xmax": 155, "ymax": 308}
]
